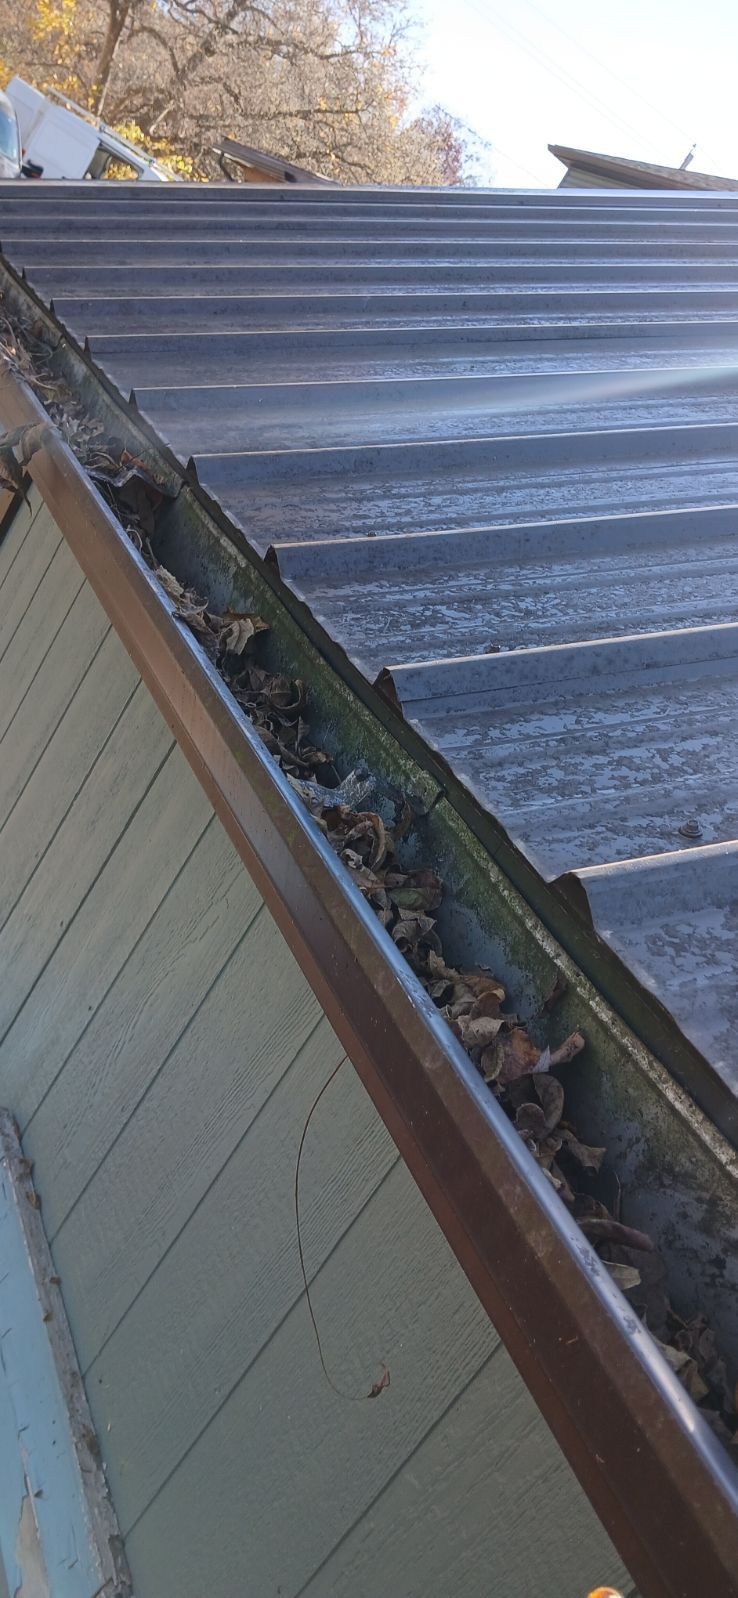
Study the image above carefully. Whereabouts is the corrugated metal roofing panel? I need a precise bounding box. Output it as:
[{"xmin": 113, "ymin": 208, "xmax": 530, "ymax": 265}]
[{"xmin": 3, "ymin": 180, "xmax": 738, "ymax": 1111}]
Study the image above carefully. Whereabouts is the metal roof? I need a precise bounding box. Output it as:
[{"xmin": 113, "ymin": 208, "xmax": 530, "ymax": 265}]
[{"xmin": 3, "ymin": 180, "xmax": 738, "ymax": 1115}]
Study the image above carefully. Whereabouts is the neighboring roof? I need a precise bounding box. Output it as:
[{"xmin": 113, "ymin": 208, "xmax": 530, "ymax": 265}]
[
  {"xmin": 212, "ymin": 135, "xmax": 335, "ymax": 185},
  {"xmin": 550, "ymin": 142, "xmax": 738, "ymax": 191},
  {"xmin": 4, "ymin": 181, "xmax": 738, "ymax": 1131}
]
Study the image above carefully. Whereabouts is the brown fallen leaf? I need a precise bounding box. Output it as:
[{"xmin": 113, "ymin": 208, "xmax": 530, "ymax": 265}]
[
  {"xmin": 470, "ymin": 984, "xmax": 506, "ymax": 1017},
  {"xmin": 579, "ymin": 1217, "xmax": 656, "ymax": 1252},
  {"xmin": 538, "ymin": 1133, "xmax": 563, "ymax": 1170},
  {"xmin": 549, "ymin": 1160, "xmax": 576, "ymax": 1206},
  {"xmin": 515, "ymin": 1102, "xmax": 548, "ymax": 1141},
  {"xmin": 483, "ymin": 1026, "xmax": 541, "ymax": 1084},
  {"xmin": 656, "ymin": 1339, "xmax": 710, "ymax": 1403},
  {"xmin": 534, "ymin": 1030, "xmax": 586, "ymax": 1073},
  {"xmin": 454, "ymin": 1013, "xmax": 505, "ymax": 1050},
  {"xmin": 220, "ymin": 611, "xmax": 269, "ymax": 656},
  {"xmin": 534, "ymin": 1072, "xmax": 565, "ymax": 1133},
  {"xmin": 561, "ymin": 1129, "xmax": 606, "ymax": 1173},
  {"xmin": 605, "ymin": 1261, "xmax": 641, "ymax": 1292},
  {"xmin": 0, "ymin": 421, "xmax": 52, "ymax": 507},
  {"xmin": 550, "ymin": 1030, "xmax": 586, "ymax": 1067},
  {"xmin": 156, "ymin": 565, "xmax": 185, "ymax": 601},
  {"xmin": 390, "ymin": 870, "xmax": 443, "ymax": 913}
]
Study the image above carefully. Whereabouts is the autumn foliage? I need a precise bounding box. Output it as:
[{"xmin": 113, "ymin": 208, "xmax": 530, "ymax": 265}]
[{"xmin": 0, "ymin": 0, "xmax": 479, "ymax": 183}]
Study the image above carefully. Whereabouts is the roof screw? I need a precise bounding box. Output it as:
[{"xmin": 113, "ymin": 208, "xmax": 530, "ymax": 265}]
[{"xmin": 678, "ymin": 817, "xmax": 703, "ymax": 840}]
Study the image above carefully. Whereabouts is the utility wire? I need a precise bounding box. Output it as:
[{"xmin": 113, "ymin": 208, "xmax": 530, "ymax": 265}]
[
  {"xmin": 461, "ymin": 0, "xmax": 675, "ymax": 161},
  {"xmin": 510, "ymin": 0, "xmax": 724, "ymax": 171},
  {"xmin": 516, "ymin": 0, "xmax": 695, "ymax": 151},
  {"xmin": 489, "ymin": 143, "xmax": 546, "ymax": 184}
]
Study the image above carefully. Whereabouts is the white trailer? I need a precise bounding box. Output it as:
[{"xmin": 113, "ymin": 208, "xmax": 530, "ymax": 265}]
[
  {"xmin": 0, "ymin": 89, "xmax": 21, "ymax": 179},
  {"xmin": 6, "ymin": 77, "xmax": 178, "ymax": 182}
]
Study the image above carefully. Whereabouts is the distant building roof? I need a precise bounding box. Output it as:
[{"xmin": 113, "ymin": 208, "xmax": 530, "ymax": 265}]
[
  {"xmin": 212, "ymin": 134, "xmax": 335, "ymax": 185},
  {"xmin": 549, "ymin": 142, "xmax": 738, "ymax": 191}
]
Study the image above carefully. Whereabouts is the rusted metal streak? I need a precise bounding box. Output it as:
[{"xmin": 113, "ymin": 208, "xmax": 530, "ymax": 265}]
[{"xmin": 1, "ymin": 368, "xmax": 738, "ymax": 1598}]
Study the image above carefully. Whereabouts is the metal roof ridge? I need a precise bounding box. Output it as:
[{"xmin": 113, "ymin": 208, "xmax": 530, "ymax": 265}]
[{"xmin": 380, "ymin": 621, "xmax": 738, "ymax": 705}]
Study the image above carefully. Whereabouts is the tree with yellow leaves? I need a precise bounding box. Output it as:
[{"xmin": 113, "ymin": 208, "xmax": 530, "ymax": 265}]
[{"xmin": 0, "ymin": 0, "xmax": 481, "ymax": 183}]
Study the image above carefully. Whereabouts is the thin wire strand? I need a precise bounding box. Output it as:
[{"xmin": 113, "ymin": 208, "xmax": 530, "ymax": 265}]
[
  {"xmin": 294, "ymin": 1056, "xmax": 388, "ymax": 1402},
  {"xmin": 515, "ymin": 0, "xmax": 699, "ymax": 156},
  {"xmin": 461, "ymin": 0, "xmax": 671, "ymax": 160}
]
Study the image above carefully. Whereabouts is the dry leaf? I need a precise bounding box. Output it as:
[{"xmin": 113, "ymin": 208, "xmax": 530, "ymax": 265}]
[
  {"xmin": 220, "ymin": 611, "xmax": 268, "ymax": 656},
  {"xmin": 549, "ymin": 1030, "xmax": 586, "ymax": 1067},
  {"xmin": 533, "ymin": 1073, "xmax": 565, "ymax": 1132},
  {"xmin": 656, "ymin": 1340, "xmax": 710, "ymax": 1403},
  {"xmin": 605, "ymin": 1262, "xmax": 641, "ymax": 1291},
  {"xmin": 579, "ymin": 1217, "xmax": 656, "ymax": 1252},
  {"xmin": 486, "ymin": 1027, "xmax": 541, "ymax": 1084},
  {"xmin": 454, "ymin": 1014, "xmax": 505, "ymax": 1050},
  {"xmin": 156, "ymin": 565, "xmax": 185, "ymax": 601},
  {"xmin": 470, "ymin": 984, "xmax": 506, "ymax": 1017},
  {"xmin": 515, "ymin": 1102, "xmax": 547, "ymax": 1141},
  {"xmin": 561, "ymin": 1129, "xmax": 606, "ymax": 1173}
]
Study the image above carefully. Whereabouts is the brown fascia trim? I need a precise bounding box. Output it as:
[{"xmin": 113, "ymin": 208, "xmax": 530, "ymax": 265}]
[{"xmin": 2, "ymin": 368, "xmax": 738, "ymax": 1598}]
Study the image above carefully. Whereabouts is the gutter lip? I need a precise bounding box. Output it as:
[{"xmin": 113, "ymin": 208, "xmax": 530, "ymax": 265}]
[{"xmin": 3, "ymin": 365, "xmax": 738, "ymax": 1598}]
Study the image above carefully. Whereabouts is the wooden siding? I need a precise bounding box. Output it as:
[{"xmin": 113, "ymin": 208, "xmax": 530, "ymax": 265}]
[
  {"xmin": 0, "ymin": 494, "xmax": 635, "ymax": 1598},
  {"xmin": 559, "ymin": 167, "xmax": 630, "ymax": 188}
]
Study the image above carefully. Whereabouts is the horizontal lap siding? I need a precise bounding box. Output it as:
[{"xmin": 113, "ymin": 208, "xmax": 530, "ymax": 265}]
[{"xmin": 0, "ymin": 496, "xmax": 633, "ymax": 1598}]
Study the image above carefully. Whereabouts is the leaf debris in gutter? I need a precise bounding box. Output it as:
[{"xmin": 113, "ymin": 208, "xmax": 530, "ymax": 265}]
[{"xmin": 1, "ymin": 298, "xmax": 736, "ymax": 1447}]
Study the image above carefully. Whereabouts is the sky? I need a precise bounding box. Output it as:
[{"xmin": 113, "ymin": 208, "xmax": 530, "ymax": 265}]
[{"xmin": 414, "ymin": 0, "xmax": 738, "ymax": 188}]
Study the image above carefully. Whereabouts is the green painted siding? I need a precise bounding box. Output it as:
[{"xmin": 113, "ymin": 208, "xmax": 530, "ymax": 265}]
[
  {"xmin": 0, "ymin": 495, "xmax": 635, "ymax": 1598},
  {"xmin": 559, "ymin": 167, "xmax": 635, "ymax": 188}
]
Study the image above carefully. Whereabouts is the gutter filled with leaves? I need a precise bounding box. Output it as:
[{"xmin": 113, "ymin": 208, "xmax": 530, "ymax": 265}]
[{"xmin": 1, "ymin": 293, "xmax": 737, "ymax": 1452}]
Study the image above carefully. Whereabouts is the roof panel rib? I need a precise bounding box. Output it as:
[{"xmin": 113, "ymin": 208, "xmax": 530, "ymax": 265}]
[{"xmin": 3, "ymin": 180, "xmax": 738, "ymax": 1104}]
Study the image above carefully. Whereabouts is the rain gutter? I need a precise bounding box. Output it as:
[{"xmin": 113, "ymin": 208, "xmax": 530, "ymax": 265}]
[
  {"xmin": 3, "ymin": 363, "xmax": 738, "ymax": 1598},
  {"xmin": 3, "ymin": 257, "xmax": 735, "ymax": 1148}
]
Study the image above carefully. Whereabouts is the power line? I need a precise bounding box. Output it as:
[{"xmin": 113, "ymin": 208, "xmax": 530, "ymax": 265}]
[
  {"xmin": 516, "ymin": 0, "xmax": 693, "ymax": 150},
  {"xmin": 488, "ymin": 143, "xmax": 545, "ymax": 183},
  {"xmin": 461, "ymin": 0, "xmax": 675, "ymax": 161},
  {"xmin": 437, "ymin": 109, "xmax": 545, "ymax": 185},
  {"xmin": 511, "ymin": 0, "xmax": 724, "ymax": 171},
  {"xmin": 465, "ymin": 0, "xmax": 666, "ymax": 155}
]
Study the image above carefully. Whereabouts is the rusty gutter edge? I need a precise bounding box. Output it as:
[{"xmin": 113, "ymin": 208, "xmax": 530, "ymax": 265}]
[{"xmin": 2, "ymin": 368, "xmax": 738, "ymax": 1598}]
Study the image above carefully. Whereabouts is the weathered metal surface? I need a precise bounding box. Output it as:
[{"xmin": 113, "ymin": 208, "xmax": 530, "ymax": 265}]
[
  {"xmin": 0, "ymin": 1110, "xmax": 130, "ymax": 1598},
  {"xmin": 4, "ymin": 180, "xmax": 735, "ymax": 1118},
  {"xmin": 3, "ymin": 363, "xmax": 738, "ymax": 1598}
]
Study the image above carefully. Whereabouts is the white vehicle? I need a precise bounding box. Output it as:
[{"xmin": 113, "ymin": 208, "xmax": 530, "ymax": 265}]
[
  {"xmin": 6, "ymin": 77, "xmax": 178, "ymax": 182},
  {"xmin": 0, "ymin": 89, "xmax": 21, "ymax": 179}
]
